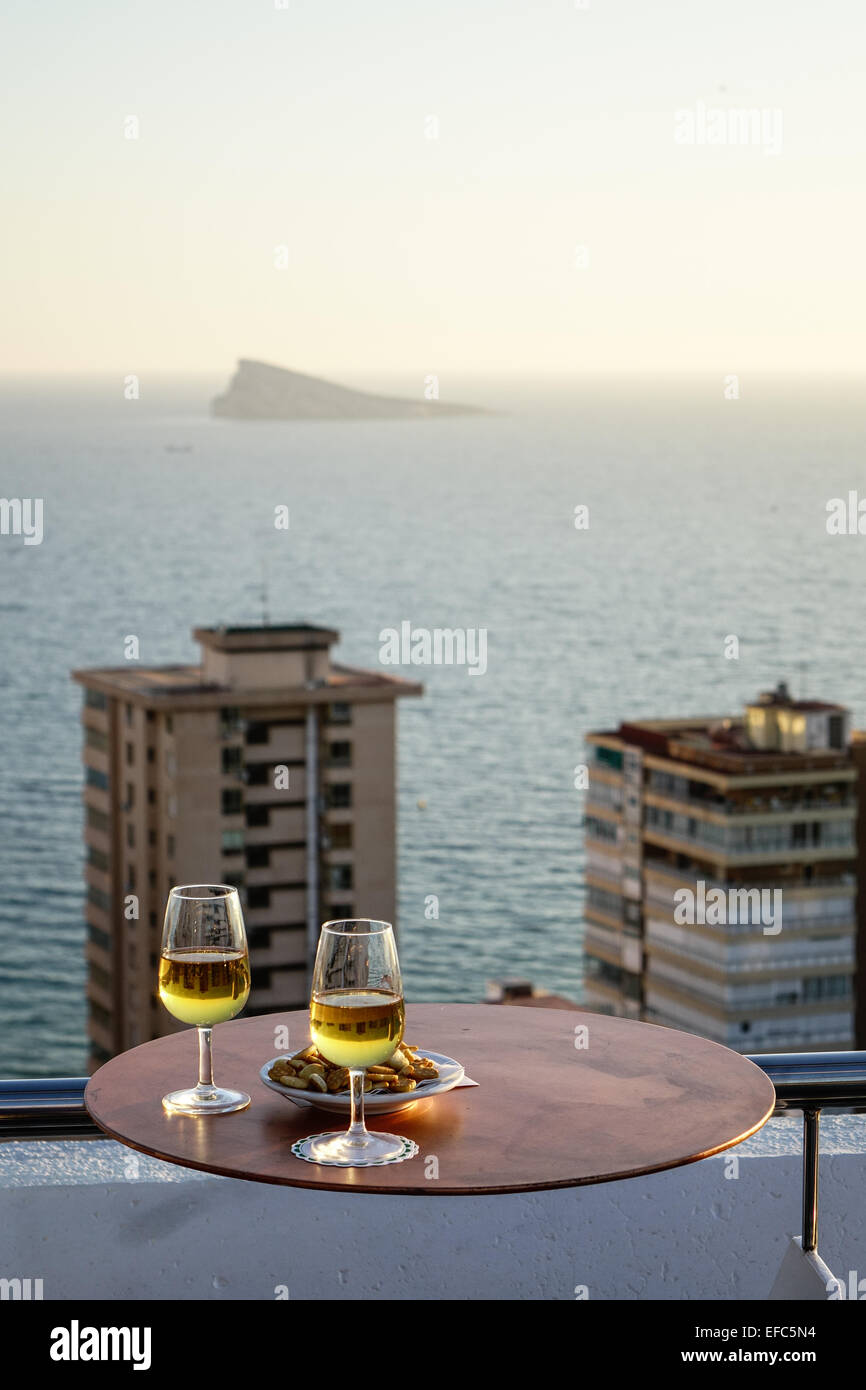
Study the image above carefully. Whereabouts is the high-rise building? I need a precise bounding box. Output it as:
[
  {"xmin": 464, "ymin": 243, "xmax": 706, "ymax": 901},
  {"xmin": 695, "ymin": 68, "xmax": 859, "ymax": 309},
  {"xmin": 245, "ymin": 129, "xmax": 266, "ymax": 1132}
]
[
  {"xmin": 73, "ymin": 625, "xmax": 422, "ymax": 1069},
  {"xmin": 583, "ymin": 683, "xmax": 857, "ymax": 1052}
]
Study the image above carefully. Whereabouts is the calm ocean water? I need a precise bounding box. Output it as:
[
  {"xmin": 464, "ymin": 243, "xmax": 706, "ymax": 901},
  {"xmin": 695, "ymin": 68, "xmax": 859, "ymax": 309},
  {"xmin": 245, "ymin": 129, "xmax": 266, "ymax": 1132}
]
[{"xmin": 1, "ymin": 373, "xmax": 864, "ymax": 1076}]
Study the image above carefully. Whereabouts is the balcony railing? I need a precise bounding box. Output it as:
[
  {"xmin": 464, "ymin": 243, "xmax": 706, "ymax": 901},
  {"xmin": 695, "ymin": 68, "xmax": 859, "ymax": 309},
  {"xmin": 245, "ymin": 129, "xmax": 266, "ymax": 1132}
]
[{"xmin": 645, "ymin": 784, "xmax": 856, "ymax": 818}]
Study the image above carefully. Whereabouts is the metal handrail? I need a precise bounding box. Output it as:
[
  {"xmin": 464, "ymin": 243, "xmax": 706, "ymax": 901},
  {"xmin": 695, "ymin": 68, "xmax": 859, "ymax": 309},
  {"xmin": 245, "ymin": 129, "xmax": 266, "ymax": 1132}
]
[
  {"xmin": 0, "ymin": 1077, "xmax": 100, "ymax": 1140},
  {"xmin": 747, "ymin": 1051, "xmax": 866, "ymax": 1254}
]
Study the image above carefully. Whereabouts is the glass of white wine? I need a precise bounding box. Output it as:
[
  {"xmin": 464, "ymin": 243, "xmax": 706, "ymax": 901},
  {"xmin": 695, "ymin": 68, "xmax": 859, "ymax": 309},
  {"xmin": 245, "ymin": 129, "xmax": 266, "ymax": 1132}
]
[
  {"xmin": 158, "ymin": 884, "xmax": 251, "ymax": 1115},
  {"xmin": 293, "ymin": 919, "xmax": 418, "ymax": 1167}
]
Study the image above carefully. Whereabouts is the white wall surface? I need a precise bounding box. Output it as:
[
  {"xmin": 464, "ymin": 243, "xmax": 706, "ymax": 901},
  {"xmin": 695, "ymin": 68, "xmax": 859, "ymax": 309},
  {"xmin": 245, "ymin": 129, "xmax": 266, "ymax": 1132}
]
[{"xmin": 1, "ymin": 1117, "xmax": 864, "ymax": 1301}]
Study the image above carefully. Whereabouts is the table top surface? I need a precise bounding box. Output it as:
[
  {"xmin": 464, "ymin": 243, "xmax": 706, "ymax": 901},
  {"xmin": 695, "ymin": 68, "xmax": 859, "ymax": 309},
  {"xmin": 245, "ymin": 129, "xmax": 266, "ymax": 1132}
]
[{"xmin": 85, "ymin": 1004, "xmax": 776, "ymax": 1196}]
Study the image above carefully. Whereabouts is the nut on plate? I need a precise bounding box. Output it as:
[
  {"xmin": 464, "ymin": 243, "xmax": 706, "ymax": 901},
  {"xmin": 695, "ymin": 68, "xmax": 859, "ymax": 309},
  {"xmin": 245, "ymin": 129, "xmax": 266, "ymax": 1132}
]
[{"xmin": 268, "ymin": 1041, "xmax": 440, "ymax": 1094}]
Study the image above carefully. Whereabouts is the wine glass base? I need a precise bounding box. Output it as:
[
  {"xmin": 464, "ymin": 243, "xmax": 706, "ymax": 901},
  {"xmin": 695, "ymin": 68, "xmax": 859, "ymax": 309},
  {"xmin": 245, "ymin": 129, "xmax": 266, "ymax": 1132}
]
[
  {"xmin": 292, "ymin": 1130, "xmax": 419, "ymax": 1167},
  {"xmin": 162, "ymin": 1086, "xmax": 251, "ymax": 1116}
]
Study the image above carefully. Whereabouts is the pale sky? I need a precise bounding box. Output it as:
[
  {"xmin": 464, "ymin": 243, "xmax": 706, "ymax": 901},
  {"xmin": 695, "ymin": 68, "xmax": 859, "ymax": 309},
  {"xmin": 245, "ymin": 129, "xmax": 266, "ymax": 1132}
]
[{"xmin": 2, "ymin": 0, "xmax": 864, "ymax": 376}]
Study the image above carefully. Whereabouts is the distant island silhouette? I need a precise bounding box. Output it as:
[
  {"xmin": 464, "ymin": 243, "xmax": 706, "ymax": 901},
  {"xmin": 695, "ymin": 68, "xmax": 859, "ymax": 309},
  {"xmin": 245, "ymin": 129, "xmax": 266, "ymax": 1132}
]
[{"xmin": 211, "ymin": 359, "xmax": 485, "ymax": 421}]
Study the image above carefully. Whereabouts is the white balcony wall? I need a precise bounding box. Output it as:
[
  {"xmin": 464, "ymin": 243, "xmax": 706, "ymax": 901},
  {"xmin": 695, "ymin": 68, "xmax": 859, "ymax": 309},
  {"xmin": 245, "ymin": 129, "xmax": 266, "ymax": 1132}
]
[{"xmin": 2, "ymin": 1119, "xmax": 865, "ymax": 1300}]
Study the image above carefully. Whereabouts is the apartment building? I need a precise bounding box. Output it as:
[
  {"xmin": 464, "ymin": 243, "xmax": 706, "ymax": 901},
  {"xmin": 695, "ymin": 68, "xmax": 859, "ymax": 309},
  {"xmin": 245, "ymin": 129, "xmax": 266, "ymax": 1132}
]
[
  {"xmin": 73, "ymin": 625, "xmax": 422, "ymax": 1069},
  {"xmin": 583, "ymin": 683, "xmax": 858, "ymax": 1052}
]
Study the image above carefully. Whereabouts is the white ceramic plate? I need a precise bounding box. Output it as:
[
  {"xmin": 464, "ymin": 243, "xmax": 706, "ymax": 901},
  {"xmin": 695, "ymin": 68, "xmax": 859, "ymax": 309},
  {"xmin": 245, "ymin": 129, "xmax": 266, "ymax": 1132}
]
[{"xmin": 259, "ymin": 1050, "xmax": 465, "ymax": 1115}]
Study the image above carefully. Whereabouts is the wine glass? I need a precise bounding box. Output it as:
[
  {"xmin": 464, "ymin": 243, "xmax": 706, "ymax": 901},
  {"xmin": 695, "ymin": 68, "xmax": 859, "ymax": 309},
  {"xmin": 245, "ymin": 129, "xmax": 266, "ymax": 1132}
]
[
  {"xmin": 158, "ymin": 884, "xmax": 251, "ymax": 1115},
  {"xmin": 292, "ymin": 919, "xmax": 419, "ymax": 1167}
]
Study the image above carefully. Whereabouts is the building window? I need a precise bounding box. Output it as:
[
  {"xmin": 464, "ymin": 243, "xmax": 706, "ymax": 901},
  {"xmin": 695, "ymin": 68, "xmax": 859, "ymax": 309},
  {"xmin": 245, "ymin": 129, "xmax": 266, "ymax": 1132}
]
[
  {"xmin": 166, "ymin": 834, "xmax": 175, "ymax": 859},
  {"xmin": 87, "ymin": 885, "xmax": 110, "ymax": 912},
  {"xmin": 594, "ymin": 746, "xmax": 623, "ymax": 771},
  {"xmin": 328, "ymin": 904, "xmax": 353, "ymax": 919},
  {"xmin": 327, "ymin": 783, "xmax": 352, "ymax": 810},
  {"xmin": 125, "ymin": 742, "xmax": 134, "ymax": 765},
  {"xmin": 222, "ymin": 829, "xmax": 245, "ymax": 854},
  {"xmin": 146, "ymin": 710, "xmax": 155, "ymax": 723},
  {"xmin": 328, "ymin": 823, "xmax": 353, "ymax": 850},
  {"xmin": 147, "ymin": 746, "xmax": 156, "ymax": 764},
  {"xmin": 586, "ymin": 885, "xmax": 624, "ymax": 920},
  {"xmin": 85, "ymin": 726, "xmax": 108, "ymax": 752},
  {"xmin": 125, "ymin": 783, "xmax": 135, "ymax": 809},
  {"xmin": 220, "ymin": 707, "xmax": 242, "ymax": 738},
  {"xmin": 328, "ymin": 741, "xmax": 352, "ymax": 768},
  {"xmin": 90, "ymin": 1002, "xmax": 112, "ymax": 1030},
  {"xmin": 328, "ymin": 703, "xmax": 352, "ymax": 724},
  {"xmin": 245, "ymin": 763, "xmax": 269, "ymax": 786},
  {"xmin": 165, "ymin": 714, "xmax": 174, "ymax": 735},
  {"xmin": 148, "ymin": 828, "xmax": 157, "ymax": 847},
  {"xmin": 90, "ymin": 962, "xmax": 111, "ymax": 991},
  {"xmin": 85, "ymin": 688, "xmax": 107, "ymax": 711},
  {"xmin": 246, "ymin": 805, "xmax": 269, "ymax": 827},
  {"xmin": 126, "ymin": 864, "xmax": 136, "ymax": 890},
  {"xmin": 328, "ymin": 864, "xmax": 353, "ymax": 892},
  {"xmin": 148, "ymin": 870, "xmax": 157, "ymax": 890},
  {"xmin": 245, "ymin": 722, "xmax": 268, "ymax": 745},
  {"xmin": 803, "ymin": 975, "xmax": 849, "ymax": 1001},
  {"xmin": 86, "ymin": 767, "xmax": 109, "ymax": 791},
  {"xmin": 246, "ymin": 845, "xmax": 270, "ymax": 868},
  {"xmin": 147, "ymin": 788, "xmax": 156, "ymax": 805},
  {"xmin": 87, "ymin": 805, "xmax": 110, "ymax": 833},
  {"xmin": 149, "ymin": 912, "xmax": 157, "ymax": 928},
  {"xmin": 87, "ymin": 846, "xmax": 109, "ymax": 872},
  {"xmin": 87, "ymin": 923, "xmax": 111, "ymax": 951},
  {"xmin": 222, "ymin": 788, "xmax": 243, "ymax": 816},
  {"xmin": 247, "ymin": 887, "xmax": 271, "ymax": 909},
  {"xmin": 222, "ymin": 746, "xmax": 243, "ymax": 776},
  {"xmin": 126, "ymin": 823, "xmax": 135, "ymax": 848},
  {"xmin": 125, "ymin": 703, "xmax": 133, "ymax": 726}
]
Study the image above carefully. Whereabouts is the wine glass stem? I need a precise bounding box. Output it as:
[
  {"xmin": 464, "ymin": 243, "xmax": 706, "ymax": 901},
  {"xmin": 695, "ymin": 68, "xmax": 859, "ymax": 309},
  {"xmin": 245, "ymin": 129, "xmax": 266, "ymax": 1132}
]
[
  {"xmin": 346, "ymin": 1068, "xmax": 369, "ymax": 1146},
  {"xmin": 196, "ymin": 1026, "xmax": 215, "ymax": 1094}
]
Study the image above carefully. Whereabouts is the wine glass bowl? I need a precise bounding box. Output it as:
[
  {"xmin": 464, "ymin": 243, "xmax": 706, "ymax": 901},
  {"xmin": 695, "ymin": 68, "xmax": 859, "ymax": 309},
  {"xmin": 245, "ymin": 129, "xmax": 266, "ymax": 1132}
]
[{"xmin": 159, "ymin": 884, "xmax": 251, "ymax": 1115}]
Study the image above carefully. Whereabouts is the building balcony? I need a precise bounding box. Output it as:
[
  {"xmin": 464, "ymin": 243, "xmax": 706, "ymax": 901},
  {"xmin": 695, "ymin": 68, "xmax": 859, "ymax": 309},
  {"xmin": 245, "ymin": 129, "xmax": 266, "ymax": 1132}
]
[
  {"xmin": 644, "ymin": 932, "xmax": 855, "ymax": 977},
  {"xmin": 249, "ymin": 933, "xmax": 306, "ymax": 971},
  {"xmin": 245, "ymin": 850, "xmax": 307, "ymax": 886},
  {"xmin": 243, "ymin": 807, "xmax": 307, "ymax": 844},
  {"xmin": 644, "ymin": 785, "xmax": 856, "ymax": 821},
  {"xmin": 648, "ymin": 983, "xmax": 855, "ymax": 1033},
  {"xmin": 244, "ymin": 889, "xmax": 307, "ymax": 926},
  {"xmin": 243, "ymin": 776, "xmax": 306, "ymax": 805},
  {"xmin": 245, "ymin": 727, "xmax": 306, "ymax": 762},
  {"xmin": 642, "ymin": 826, "xmax": 856, "ymax": 867},
  {"xmin": 643, "ymin": 860, "xmax": 856, "ymax": 896}
]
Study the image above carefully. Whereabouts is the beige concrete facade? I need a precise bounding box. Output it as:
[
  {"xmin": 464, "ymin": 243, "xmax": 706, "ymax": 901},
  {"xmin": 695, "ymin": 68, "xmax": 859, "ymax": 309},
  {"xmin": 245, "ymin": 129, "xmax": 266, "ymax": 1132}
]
[{"xmin": 73, "ymin": 626, "xmax": 422, "ymax": 1070}]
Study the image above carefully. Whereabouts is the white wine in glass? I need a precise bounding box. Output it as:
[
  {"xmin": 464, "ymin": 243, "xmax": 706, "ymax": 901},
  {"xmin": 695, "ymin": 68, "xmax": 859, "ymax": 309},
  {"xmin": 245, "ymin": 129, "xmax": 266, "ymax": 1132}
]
[
  {"xmin": 293, "ymin": 919, "xmax": 418, "ymax": 1167},
  {"xmin": 159, "ymin": 884, "xmax": 251, "ymax": 1115}
]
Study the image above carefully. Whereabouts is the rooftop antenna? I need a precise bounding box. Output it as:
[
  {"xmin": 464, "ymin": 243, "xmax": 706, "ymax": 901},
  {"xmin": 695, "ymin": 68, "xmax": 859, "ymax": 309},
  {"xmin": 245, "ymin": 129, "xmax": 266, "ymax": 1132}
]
[{"xmin": 261, "ymin": 559, "xmax": 270, "ymax": 627}]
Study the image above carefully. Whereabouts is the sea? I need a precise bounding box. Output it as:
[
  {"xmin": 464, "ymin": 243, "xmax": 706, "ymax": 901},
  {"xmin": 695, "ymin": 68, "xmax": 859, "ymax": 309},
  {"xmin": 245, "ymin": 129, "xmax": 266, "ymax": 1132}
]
[{"xmin": 1, "ymin": 372, "xmax": 864, "ymax": 1076}]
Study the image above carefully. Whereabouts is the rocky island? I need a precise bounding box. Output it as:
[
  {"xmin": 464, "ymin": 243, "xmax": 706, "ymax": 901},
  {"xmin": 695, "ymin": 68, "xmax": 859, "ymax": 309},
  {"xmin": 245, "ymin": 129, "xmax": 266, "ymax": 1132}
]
[{"xmin": 211, "ymin": 359, "xmax": 484, "ymax": 421}]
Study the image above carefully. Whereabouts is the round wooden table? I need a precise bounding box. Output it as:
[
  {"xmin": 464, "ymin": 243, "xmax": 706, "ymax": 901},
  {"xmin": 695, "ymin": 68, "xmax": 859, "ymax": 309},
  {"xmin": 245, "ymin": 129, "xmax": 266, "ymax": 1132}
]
[{"xmin": 85, "ymin": 1004, "xmax": 775, "ymax": 1196}]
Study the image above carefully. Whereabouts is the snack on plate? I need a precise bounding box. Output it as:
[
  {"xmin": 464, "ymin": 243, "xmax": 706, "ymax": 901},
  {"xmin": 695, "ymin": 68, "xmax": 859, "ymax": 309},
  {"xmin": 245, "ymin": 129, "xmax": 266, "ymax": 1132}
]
[{"xmin": 268, "ymin": 1042, "xmax": 440, "ymax": 1094}]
